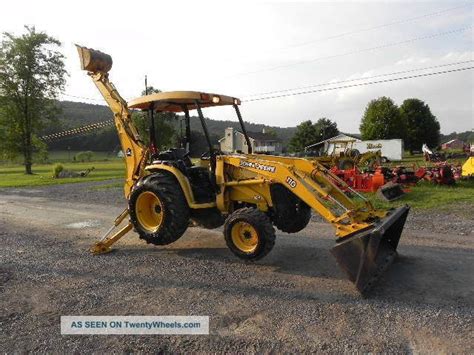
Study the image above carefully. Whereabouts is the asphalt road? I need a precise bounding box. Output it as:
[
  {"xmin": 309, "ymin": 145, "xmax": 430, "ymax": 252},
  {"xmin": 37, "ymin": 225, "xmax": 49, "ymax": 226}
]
[{"xmin": 0, "ymin": 183, "xmax": 472, "ymax": 352}]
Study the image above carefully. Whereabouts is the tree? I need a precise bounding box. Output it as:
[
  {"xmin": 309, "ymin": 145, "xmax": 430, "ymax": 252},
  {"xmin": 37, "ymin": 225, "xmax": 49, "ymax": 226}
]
[
  {"xmin": 0, "ymin": 26, "xmax": 67, "ymax": 173},
  {"xmin": 360, "ymin": 97, "xmax": 407, "ymax": 141},
  {"xmin": 289, "ymin": 118, "xmax": 339, "ymax": 152},
  {"xmin": 131, "ymin": 86, "xmax": 177, "ymax": 149},
  {"xmin": 314, "ymin": 117, "xmax": 339, "ymax": 141},
  {"xmin": 186, "ymin": 130, "xmax": 220, "ymax": 157},
  {"xmin": 263, "ymin": 127, "xmax": 278, "ymax": 139},
  {"xmin": 399, "ymin": 98, "xmax": 440, "ymax": 152},
  {"xmin": 289, "ymin": 120, "xmax": 319, "ymax": 152}
]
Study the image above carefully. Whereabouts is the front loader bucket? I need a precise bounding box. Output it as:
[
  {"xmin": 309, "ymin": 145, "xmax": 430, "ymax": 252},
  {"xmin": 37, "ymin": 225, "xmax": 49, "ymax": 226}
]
[
  {"xmin": 76, "ymin": 45, "xmax": 112, "ymax": 73},
  {"xmin": 330, "ymin": 205, "xmax": 410, "ymax": 295},
  {"xmin": 377, "ymin": 182, "xmax": 405, "ymax": 202}
]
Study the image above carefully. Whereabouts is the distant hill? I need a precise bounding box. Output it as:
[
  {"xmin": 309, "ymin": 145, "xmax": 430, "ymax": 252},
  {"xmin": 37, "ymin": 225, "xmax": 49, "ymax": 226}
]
[
  {"xmin": 44, "ymin": 101, "xmax": 296, "ymax": 151},
  {"xmin": 41, "ymin": 101, "xmax": 112, "ymax": 135},
  {"xmin": 190, "ymin": 117, "xmax": 296, "ymax": 142}
]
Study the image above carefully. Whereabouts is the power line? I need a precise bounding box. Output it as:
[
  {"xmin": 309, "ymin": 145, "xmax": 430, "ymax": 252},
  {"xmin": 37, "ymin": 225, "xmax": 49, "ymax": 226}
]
[
  {"xmin": 62, "ymin": 93, "xmax": 138, "ymax": 105},
  {"xmin": 274, "ymin": 3, "xmax": 472, "ymax": 52},
  {"xmin": 243, "ymin": 60, "xmax": 474, "ymax": 98},
  {"xmin": 231, "ymin": 26, "xmax": 472, "ymax": 78},
  {"xmin": 243, "ymin": 66, "xmax": 473, "ymax": 103},
  {"xmin": 40, "ymin": 119, "xmax": 114, "ymax": 141},
  {"xmin": 62, "ymin": 93, "xmax": 104, "ymax": 102}
]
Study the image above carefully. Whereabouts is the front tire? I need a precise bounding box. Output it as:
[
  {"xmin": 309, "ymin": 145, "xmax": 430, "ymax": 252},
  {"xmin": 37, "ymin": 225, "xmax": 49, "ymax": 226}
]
[
  {"xmin": 129, "ymin": 172, "xmax": 189, "ymax": 245},
  {"xmin": 224, "ymin": 208, "xmax": 275, "ymax": 261}
]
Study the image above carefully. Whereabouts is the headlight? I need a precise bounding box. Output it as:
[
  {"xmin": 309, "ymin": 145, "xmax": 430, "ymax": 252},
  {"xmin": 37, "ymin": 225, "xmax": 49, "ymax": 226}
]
[{"xmin": 212, "ymin": 95, "xmax": 221, "ymax": 104}]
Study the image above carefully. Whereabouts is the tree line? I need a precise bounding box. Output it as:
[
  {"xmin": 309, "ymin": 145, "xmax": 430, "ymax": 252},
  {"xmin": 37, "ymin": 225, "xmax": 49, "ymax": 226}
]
[
  {"xmin": 360, "ymin": 96, "xmax": 440, "ymax": 153},
  {"xmin": 289, "ymin": 96, "xmax": 442, "ymax": 153}
]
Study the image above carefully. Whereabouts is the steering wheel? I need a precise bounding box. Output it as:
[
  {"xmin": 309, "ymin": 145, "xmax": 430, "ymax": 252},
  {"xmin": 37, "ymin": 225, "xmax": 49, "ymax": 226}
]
[
  {"xmin": 201, "ymin": 149, "xmax": 223, "ymax": 161},
  {"xmin": 200, "ymin": 150, "xmax": 211, "ymax": 161}
]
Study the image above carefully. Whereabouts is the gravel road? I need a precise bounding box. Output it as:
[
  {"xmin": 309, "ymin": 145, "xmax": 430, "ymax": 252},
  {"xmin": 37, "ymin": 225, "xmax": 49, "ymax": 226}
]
[{"xmin": 0, "ymin": 180, "xmax": 473, "ymax": 353}]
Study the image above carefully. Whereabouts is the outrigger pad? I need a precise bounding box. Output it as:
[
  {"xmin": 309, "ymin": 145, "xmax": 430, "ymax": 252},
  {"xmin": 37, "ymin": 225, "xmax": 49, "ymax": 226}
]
[{"xmin": 330, "ymin": 205, "xmax": 410, "ymax": 295}]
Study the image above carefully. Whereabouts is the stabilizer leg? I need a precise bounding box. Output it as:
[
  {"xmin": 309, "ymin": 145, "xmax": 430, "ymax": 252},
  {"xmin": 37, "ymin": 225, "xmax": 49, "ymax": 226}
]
[{"xmin": 90, "ymin": 209, "xmax": 133, "ymax": 255}]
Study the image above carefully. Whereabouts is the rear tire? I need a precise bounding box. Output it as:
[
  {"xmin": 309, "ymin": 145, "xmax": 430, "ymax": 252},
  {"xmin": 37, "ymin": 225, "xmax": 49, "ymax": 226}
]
[
  {"xmin": 224, "ymin": 208, "xmax": 275, "ymax": 261},
  {"xmin": 270, "ymin": 184, "xmax": 311, "ymax": 233},
  {"xmin": 129, "ymin": 172, "xmax": 189, "ymax": 245}
]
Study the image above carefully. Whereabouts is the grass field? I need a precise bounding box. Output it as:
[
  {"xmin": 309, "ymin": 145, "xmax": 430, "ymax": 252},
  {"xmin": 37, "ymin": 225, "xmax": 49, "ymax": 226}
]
[
  {"xmin": 365, "ymin": 179, "xmax": 474, "ymax": 210},
  {"xmin": 0, "ymin": 150, "xmax": 119, "ymax": 165},
  {"xmin": 0, "ymin": 161, "xmax": 125, "ymax": 187}
]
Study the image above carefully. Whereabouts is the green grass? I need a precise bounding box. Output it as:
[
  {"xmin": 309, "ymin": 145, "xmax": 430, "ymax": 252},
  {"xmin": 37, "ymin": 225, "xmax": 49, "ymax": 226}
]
[
  {"xmin": 0, "ymin": 161, "xmax": 125, "ymax": 187},
  {"xmin": 364, "ymin": 179, "xmax": 474, "ymax": 210},
  {"xmin": 387, "ymin": 153, "xmax": 467, "ymax": 166},
  {"xmin": 0, "ymin": 150, "xmax": 120, "ymax": 165},
  {"xmin": 50, "ymin": 150, "xmax": 123, "ymax": 162}
]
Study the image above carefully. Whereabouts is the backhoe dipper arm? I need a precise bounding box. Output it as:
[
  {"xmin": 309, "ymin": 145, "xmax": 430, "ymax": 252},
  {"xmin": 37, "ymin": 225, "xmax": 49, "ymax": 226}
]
[{"xmin": 76, "ymin": 45, "xmax": 148, "ymax": 197}]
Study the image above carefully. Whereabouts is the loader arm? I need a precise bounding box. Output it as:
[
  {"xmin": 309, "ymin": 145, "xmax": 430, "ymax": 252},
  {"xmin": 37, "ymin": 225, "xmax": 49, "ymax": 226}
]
[
  {"xmin": 76, "ymin": 45, "xmax": 148, "ymax": 197},
  {"xmin": 218, "ymin": 154, "xmax": 385, "ymax": 238}
]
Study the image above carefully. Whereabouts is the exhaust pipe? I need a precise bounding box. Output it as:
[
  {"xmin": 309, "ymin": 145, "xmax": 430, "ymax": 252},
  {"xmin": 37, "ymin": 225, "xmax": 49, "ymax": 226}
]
[
  {"xmin": 76, "ymin": 45, "xmax": 113, "ymax": 73},
  {"xmin": 331, "ymin": 205, "xmax": 410, "ymax": 295}
]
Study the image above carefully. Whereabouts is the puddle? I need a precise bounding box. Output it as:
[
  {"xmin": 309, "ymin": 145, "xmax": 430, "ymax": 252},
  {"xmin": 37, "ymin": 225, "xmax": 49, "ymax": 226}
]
[{"xmin": 65, "ymin": 220, "xmax": 101, "ymax": 229}]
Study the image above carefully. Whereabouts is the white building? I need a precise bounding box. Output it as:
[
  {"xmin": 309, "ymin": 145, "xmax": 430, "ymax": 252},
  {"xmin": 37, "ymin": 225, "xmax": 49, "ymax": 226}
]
[
  {"xmin": 306, "ymin": 134, "xmax": 404, "ymax": 161},
  {"xmin": 219, "ymin": 127, "xmax": 282, "ymax": 154}
]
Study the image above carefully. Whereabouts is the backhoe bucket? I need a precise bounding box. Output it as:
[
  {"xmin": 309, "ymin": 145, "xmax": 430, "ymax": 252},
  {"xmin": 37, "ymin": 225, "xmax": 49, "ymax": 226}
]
[
  {"xmin": 377, "ymin": 182, "xmax": 405, "ymax": 202},
  {"xmin": 330, "ymin": 205, "xmax": 410, "ymax": 295},
  {"xmin": 76, "ymin": 45, "xmax": 112, "ymax": 73}
]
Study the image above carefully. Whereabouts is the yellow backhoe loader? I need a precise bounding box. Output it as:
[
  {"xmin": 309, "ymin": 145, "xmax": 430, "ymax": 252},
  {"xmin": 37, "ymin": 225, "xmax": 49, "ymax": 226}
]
[{"xmin": 76, "ymin": 45, "xmax": 410, "ymax": 294}]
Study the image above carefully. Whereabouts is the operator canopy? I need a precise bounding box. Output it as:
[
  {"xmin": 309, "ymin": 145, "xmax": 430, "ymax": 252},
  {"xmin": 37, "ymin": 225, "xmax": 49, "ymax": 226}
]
[{"xmin": 128, "ymin": 91, "xmax": 241, "ymax": 113}]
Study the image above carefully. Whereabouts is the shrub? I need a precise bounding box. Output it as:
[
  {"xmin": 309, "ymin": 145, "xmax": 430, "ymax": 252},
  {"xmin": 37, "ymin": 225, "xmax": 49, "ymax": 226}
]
[
  {"xmin": 75, "ymin": 151, "xmax": 94, "ymax": 162},
  {"xmin": 52, "ymin": 163, "xmax": 64, "ymax": 178}
]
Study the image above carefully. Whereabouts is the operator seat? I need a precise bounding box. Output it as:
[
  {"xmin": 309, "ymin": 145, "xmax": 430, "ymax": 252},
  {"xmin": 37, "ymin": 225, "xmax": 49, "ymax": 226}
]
[{"xmin": 153, "ymin": 148, "xmax": 193, "ymax": 173}]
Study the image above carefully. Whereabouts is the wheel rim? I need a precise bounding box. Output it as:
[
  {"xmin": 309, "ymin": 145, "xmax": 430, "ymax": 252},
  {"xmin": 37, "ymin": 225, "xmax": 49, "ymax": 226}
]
[
  {"xmin": 136, "ymin": 191, "xmax": 164, "ymax": 232},
  {"xmin": 231, "ymin": 221, "xmax": 259, "ymax": 253}
]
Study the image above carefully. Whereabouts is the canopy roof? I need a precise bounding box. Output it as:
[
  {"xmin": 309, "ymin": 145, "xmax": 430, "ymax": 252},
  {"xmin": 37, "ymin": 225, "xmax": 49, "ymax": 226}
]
[{"xmin": 128, "ymin": 91, "xmax": 240, "ymax": 113}]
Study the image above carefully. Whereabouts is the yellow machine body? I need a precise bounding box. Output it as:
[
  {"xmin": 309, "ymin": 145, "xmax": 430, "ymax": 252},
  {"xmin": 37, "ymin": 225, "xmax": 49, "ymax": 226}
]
[{"xmin": 77, "ymin": 45, "xmax": 409, "ymax": 294}]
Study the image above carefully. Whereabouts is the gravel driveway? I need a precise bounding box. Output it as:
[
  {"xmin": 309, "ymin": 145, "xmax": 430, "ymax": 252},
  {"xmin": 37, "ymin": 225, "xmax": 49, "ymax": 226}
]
[{"xmin": 0, "ymin": 180, "xmax": 472, "ymax": 352}]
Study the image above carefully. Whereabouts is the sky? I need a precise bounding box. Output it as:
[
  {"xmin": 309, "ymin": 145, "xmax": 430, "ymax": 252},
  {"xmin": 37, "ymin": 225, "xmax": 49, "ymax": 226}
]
[{"xmin": 0, "ymin": 0, "xmax": 472, "ymax": 134}]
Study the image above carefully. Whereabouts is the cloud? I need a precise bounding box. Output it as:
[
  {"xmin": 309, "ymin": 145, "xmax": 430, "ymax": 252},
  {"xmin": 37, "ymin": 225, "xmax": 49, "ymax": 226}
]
[
  {"xmin": 395, "ymin": 57, "xmax": 432, "ymax": 65},
  {"xmin": 441, "ymin": 51, "xmax": 474, "ymax": 61}
]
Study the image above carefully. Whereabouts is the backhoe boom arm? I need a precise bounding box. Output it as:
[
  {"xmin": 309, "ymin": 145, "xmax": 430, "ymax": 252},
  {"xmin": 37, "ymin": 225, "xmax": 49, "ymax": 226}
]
[{"xmin": 76, "ymin": 45, "xmax": 148, "ymax": 197}]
